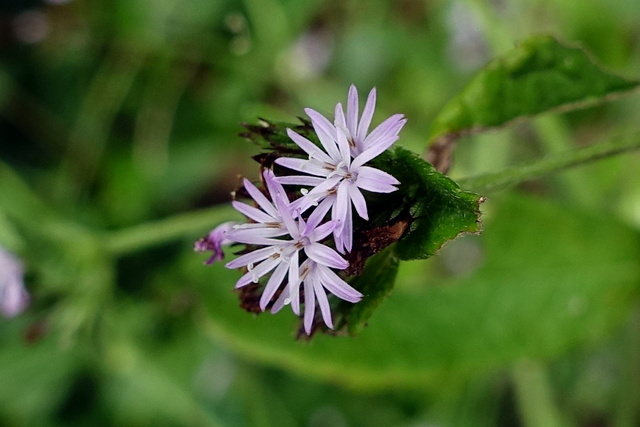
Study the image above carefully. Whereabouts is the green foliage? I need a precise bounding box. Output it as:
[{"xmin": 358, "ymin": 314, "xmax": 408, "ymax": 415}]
[
  {"xmin": 373, "ymin": 147, "xmax": 483, "ymax": 260},
  {"xmin": 197, "ymin": 194, "xmax": 640, "ymax": 390},
  {"xmin": 428, "ymin": 35, "xmax": 640, "ymax": 145}
]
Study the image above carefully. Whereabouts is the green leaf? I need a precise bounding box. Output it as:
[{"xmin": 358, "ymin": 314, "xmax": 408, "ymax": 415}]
[
  {"xmin": 427, "ymin": 35, "xmax": 640, "ymax": 145},
  {"xmin": 195, "ymin": 194, "xmax": 640, "ymax": 390},
  {"xmin": 337, "ymin": 248, "xmax": 400, "ymax": 336},
  {"xmin": 370, "ymin": 146, "xmax": 483, "ymax": 260}
]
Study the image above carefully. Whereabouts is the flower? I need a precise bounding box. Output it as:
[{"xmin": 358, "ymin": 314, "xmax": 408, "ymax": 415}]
[
  {"xmin": 270, "ymin": 259, "xmax": 362, "ymax": 334},
  {"xmin": 275, "ymin": 86, "xmax": 405, "ymax": 253},
  {"xmin": 0, "ymin": 247, "xmax": 29, "ymax": 317},
  {"xmin": 194, "ymin": 221, "xmax": 238, "ymax": 265},
  {"xmin": 225, "ymin": 178, "xmax": 350, "ymax": 315},
  {"xmin": 336, "ymin": 85, "xmax": 407, "ymax": 157}
]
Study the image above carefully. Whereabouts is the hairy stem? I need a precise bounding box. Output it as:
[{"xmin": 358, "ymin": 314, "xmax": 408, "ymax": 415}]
[
  {"xmin": 458, "ymin": 132, "xmax": 640, "ymax": 193},
  {"xmin": 103, "ymin": 204, "xmax": 239, "ymax": 256}
]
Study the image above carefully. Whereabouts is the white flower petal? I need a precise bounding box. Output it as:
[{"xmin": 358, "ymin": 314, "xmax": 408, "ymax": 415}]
[
  {"xmin": 242, "ymin": 178, "xmax": 279, "ymax": 219},
  {"xmin": 356, "ymin": 87, "xmax": 377, "ymax": 147},
  {"xmin": 259, "ymin": 261, "xmax": 289, "ymax": 311},
  {"xmin": 355, "ymin": 166, "xmax": 400, "ymax": 193},
  {"xmin": 347, "ymin": 184, "xmax": 368, "ymax": 220},
  {"xmin": 303, "ymin": 273, "xmax": 316, "ymax": 334},
  {"xmin": 304, "ymin": 108, "xmax": 341, "ymax": 161},
  {"xmin": 305, "ymin": 242, "xmax": 348, "ymax": 270},
  {"xmin": 275, "ymin": 157, "xmax": 328, "ymax": 177},
  {"xmin": 231, "ymin": 201, "xmax": 275, "ymax": 223},
  {"xmin": 346, "ymin": 84, "xmax": 359, "ymax": 140},
  {"xmin": 316, "ymin": 265, "xmax": 363, "ymax": 303},
  {"xmin": 225, "ymin": 246, "xmax": 278, "ymax": 269},
  {"xmin": 313, "ymin": 278, "xmax": 333, "ymax": 330},
  {"xmin": 235, "ymin": 255, "xmax": 280, "ymax": 288},
  {"xmin": 286, "ymin": 128, "xmax": 333, "ymax": 164}
]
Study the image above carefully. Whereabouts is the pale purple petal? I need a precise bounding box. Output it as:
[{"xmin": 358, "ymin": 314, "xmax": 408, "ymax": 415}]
[
  {"xmin": 275, "ymin": 175, "xmax": 326, "ymax": 186},
  {"xmin": 275, "ymin": 157, "xmax": 329, "ymax": 177},
  {"xmin": 263, "ymin": 169, "xmax": 288, "ymax": 206},
  {"xmin": 231, "ymin": 201, "xmax": 274, "ymax": 223},
  {"xmin": 242, "ymin": 178, "xmax": 279, "ymax": 218},
  {"xmin": 313, "ymin": 279, "xmax": 333, "ymax": 330},
  {"xmin": 305, "ymin": 243, "xmax": 348, "ymax": 270},
  {"xmin": 304, "ymin": 108, "xmax": 341, "ymax": 160},
  {"xmin": 355, "ymin": 166, "xmax": 400, "ymax": 193},
  {"xmin": 270, "ymin": 284, "xmax": 289, "ymax": 313},
  {"xmin": 334, "ymin": 102, "xmax": 348, "ymax": 135},
  {"xmin": 274, "ymin": 194, "xmax": 299, "ymax": 239},
  {"xmin": 259, "ymin": 261, "xmax": 289, "ymax": 311},
  {"xmin": 303, "ymin": 274, "xmax": 316, "ymax": 334},
  {"xmin": 356, "ymin": 87, "xmax": 377, "ymax": 145},
  {"xmin": 307, "ymin": 219, "xmax": 337, "ymax": 242},
  {"xmin": 316, "ymin": 265, "xmax": 363, "ymax": 302},
  {"xmin": 303, "ymin": 204, "xmax": 330, "ymax": 235},
  {"xmin": 334, "ymin": 125, "xmax": 351, "ymax": 168},
  {"xmin": 288, "ymin": 250, "xmax": 300, "ymax": 315},
  {"xmin": 359, "ymin": 115, "xmax": 406, "ymax": 155},
  {"xmin": 285, "ymin": 128, "xmax": 333, "ymax": 164},
  {"xmin": 346, "ymin": 84, "xmax": 359, "ymax": 139},
  {"xmin": 225, "ymin": 246, "xmax": 277, "ymax": 269},
  {"xmin": 235, "ymin": 255, "xmax": 281, "ymax": 288},
  {"xmin": 227, "ymin": 227, "xmax": 286, "ymax": 241},
  {"xmin": 347, "ymin": 184, "xmax": 368, "ymax": 220},
  {"xmin": 351, "ymin": 133, "xmax": 401, "ymax": 169}
]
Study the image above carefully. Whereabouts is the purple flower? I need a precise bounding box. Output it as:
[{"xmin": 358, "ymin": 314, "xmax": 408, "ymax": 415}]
[
  {"xmin": 228, "ymin": 169, "xmax": 290, "ymax": 243},
  {"xmin": 336, "ymin": 85, "xmax": 407, "ymax": 158},
  {"xmin": 275, "ymin": 86, "xmax": 405, "ymax": 253},
  {"xmin": 270, "ymin": 259, "xmax": 362, "ymax": 334},
  {"xmin": 195, "ymin": 221, "xmax": 237, "ymax": 265},
  {"xmin": 0, "ymin": 248, "xmax": 29, "ymax": 317},
  {"xmin": 225, "ymin": 186, "xmax": 348, "ymax": 313}
]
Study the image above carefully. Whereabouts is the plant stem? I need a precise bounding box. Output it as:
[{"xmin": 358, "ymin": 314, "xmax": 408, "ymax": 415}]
[
  {"xmin": 458, "ymin": 132, "xmax": 640, "ymax": 193},
  {"xmin": 103, "ymin": 204, "xmax": 239, "ymax": 256},
  {"xmin": 512, "ymin": 360, "xmax": 569, "ymax": 427}
]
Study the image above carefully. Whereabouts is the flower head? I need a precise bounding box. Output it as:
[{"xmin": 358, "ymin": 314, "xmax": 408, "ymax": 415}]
[
  {"xmin": 275, "ymin": 85, "xmax": 405, "ymax": 253},
  {"xmin": 0, "ymin": 247, "xmax": 29, "ymax": 318},
  {"xmin": 195, "ymin": 221, "xmax": 238, "ymax": 265}
]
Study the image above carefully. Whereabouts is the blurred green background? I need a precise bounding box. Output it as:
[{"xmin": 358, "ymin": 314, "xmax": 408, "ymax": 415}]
[{"xmin": 1, "ymin": 0, "xmax": 640, "ymax": 426}]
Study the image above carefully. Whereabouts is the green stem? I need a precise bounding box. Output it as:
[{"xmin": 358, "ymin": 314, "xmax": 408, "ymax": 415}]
[
  {"xmin": 458, "ymin": 132, "xmax": 640, "ymax": 193},
  {"xmin": 512, "ymin": 360, "xmax": 570, "ymax": 427},
  {"xmin": 103, "ymin": 204, "xmax": 239, "ymax": 256}
]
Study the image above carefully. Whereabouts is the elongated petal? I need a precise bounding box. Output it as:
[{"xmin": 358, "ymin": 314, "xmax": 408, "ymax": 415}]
[
  {"xmin": 242, "ymin": 178, "xmax": 279, "ymax": 218},
  {"xmin": 316, "ymin": 265, "xmax": 363, "ymax": 302},
  {"xmin": 303, "ymin": 273, "xmax": 316, "ymax": 334},
  {"xmin": 273, "ymin": 193, "xmax": 299, "ymax": 239},
  {"xmin": 355, "ymin": 166, "xmax": 400, "ymax": 193},
  {"xmin": 303, "ymin": 205, "xmax": 330, "ymax": 237},
  {"xmin": 235, "ymin": 255, "xmax": 280, "ymax": 288},
  {"xmin": 305, "ymin": 243, "xmax": 348, "ymax": 270},
  {"xmin": 259, "ymin": 261, "xmax": 289, "ymax": 311},
  {"xmin": 225, "ymin": 245, "xmax": 277, "ymax": 269},
  {"xmin": 263, "ymin": 169, "xmax": 288, "ymax": 206},
  {"xmin": 351, "ymin": 132, "xmax": 401, "ymax": 169},
  {"xmin": 356, "ymin": 87, "xmax": 377, "ymax": 146},
  {"xmin": 304, "ymin": 108, "xmax": 341, "ymax": 160},
  {"xmin": 347, "ymin": 183, "xmax": 368, "ymax": 220},
  {"xmin": 335, "ymin": 125, "xmax": 351, "ymax": 168},
  {"xmin": 286, "ymin": 128, "xmax": 333, "ymax": 164},
  {"xmin": 288, "ymin": 250, "xmax": 301, "ymax": 315},
  {"xmin": 334, "ymin": 102, "xmax": 348, "ymax": 136},
  {"xmin": 346, "ymin": 85, "xmax": 359, "ymax": 139},
  {"xmin": 362, "ymin": 114, "xmax": 406, "ymax": 148},
  {"xmin": 231, "ymin": 201, "xmax": 275, "ymax": 223},
  {"xmin": 308, "ymin": 219, "xmax": 337, "ymax": 242},
  {"xmin": 275, "ymin": 175, "xmax": 326, "ymax": 186},
  {"xmin": 313, "ymin": 278, "xmax": 333, "ymax": 330},
  {"xmin": 227, "ymin": 227, "xmax": 287, "ymax": 241},
  {"xmin": 275, "ymin": 157, "xmax": 329, "ymax": 177},
  {"xmin": 270, "ymin": 284, "xmax": 289, "ymax": 313}
]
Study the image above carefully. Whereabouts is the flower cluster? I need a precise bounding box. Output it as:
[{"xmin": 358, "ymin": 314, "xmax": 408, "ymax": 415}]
[{"xmin": 197, "ymin": 85, "xmax": 406, "ymax": 335}]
